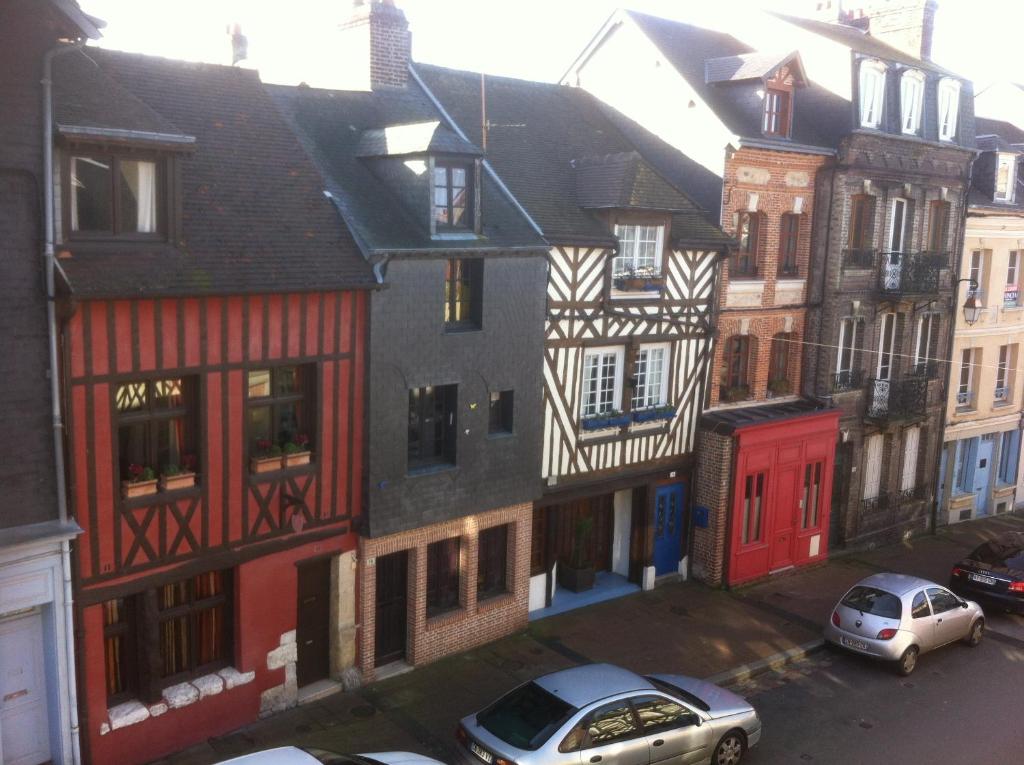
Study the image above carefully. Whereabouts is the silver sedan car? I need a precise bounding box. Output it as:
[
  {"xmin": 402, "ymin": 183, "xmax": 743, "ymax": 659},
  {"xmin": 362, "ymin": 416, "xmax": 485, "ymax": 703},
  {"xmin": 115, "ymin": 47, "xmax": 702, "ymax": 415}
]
[
  {"xmin": 823, "ymin": 572, "xmax": 985, "ymax": 675},
  {"xmin": 455, "ymin": 663, "xmax": 760, "ymax": 765}
]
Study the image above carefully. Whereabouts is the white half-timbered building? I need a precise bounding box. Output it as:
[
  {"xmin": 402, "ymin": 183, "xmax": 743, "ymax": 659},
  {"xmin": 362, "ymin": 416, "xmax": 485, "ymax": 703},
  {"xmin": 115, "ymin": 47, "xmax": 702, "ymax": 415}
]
[{"xmin": 418, "ymin": 64, "xmax": 731, "ymax": 613}]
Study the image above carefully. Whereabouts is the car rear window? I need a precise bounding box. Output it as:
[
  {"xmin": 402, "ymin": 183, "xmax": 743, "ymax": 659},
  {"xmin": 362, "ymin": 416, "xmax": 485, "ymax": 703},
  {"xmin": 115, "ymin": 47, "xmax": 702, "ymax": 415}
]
[
  {"xmin": 477, "ymin": 681, "xmax": 577, "ymax": 751},
  {"xmin": 969, "ymin": 537, "xmax": 1024, "ymax": 570},
  {"xmin": 841, "ymin": 586, "xmax": 902, "ymax": 619}
]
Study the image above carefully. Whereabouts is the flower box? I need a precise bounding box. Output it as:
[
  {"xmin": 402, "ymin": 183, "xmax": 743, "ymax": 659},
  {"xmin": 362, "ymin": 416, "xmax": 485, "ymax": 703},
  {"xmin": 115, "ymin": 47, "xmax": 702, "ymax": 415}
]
[
  {"xmin": 613, "ymin": 276, "xmax": 664, "ymax": 292},
  {"xmin": 159, "ymin": 472, "xmax": 196, "ymax": 492},
  {"xmin": 250, "ymin": 455, "xmax": 282, "ymax": 474},
  {"xmin": 633, "ymin": 407, "xmax": 674, "ymax": 423},
  {"xmin": 121, "ymin": 478, "xmax": 158, "ymax": 500},
  {"xmin": 283, "ymin": 451, "xmax": 311, "ymax": 468}
]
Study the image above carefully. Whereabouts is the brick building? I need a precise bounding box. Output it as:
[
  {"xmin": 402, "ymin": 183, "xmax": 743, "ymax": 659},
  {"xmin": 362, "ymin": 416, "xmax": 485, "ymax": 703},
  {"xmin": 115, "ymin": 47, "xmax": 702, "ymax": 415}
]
[
  {"xmin": 44, "ymin": 38, "xmax": 376, "ymax": 765},
  {"xmin": 565, "ymin": 11, "xmax": 841, "ymax": 585},
  {"xmin": 271, "ymin": 0, "xmax": 550, "ymax": 679},
  {"xmin": 0, "ymin": 3, "xmax": 99, "ymax": 764}
]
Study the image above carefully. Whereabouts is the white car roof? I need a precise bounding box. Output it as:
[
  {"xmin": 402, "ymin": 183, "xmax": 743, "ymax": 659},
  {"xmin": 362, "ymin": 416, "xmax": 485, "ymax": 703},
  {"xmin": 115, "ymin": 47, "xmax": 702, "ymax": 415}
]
[{"xmin": 215, "ymin": 748, "xmax": 321, "ymax": 765}]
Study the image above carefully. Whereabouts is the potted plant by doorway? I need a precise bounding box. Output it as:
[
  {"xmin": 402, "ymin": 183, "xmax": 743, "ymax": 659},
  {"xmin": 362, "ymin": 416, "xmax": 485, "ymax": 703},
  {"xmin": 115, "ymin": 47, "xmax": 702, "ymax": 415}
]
[
  {"xmin": 121, "ymin": 464, "xmax": 157, "ymax": 499},
  {"xmin": 558, "ymin": 516, "xmax": 596, "ymax": 593}
]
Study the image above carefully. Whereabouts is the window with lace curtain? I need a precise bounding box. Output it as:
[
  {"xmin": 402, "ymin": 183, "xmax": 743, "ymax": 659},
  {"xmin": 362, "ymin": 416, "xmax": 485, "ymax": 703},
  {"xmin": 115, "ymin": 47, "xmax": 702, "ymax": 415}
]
[{"xmin": 67, "ymin": 154, "xmax": 163, "ymax": 238}]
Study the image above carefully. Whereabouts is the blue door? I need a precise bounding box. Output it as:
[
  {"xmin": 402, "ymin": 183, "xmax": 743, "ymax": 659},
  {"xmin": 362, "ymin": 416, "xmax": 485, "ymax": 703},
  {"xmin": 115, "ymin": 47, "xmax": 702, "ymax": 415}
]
[
  {"xmin": 654, "ymin": 483, "xmax": 685, "ymax": 576},
  {"xmin": 974, "ymin": 436, "xmax": 995, "ymax": 516}
]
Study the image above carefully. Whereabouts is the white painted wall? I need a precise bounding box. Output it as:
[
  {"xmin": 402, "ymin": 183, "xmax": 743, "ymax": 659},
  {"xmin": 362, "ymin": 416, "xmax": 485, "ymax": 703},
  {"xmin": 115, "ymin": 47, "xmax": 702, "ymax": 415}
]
[
  {"xmin": 528, "ymin": 571, "xmax": 548, "ymax": 612},
  {"xmin": 611, "ymin": 489, "xmax": 633, "ymax": 577}
]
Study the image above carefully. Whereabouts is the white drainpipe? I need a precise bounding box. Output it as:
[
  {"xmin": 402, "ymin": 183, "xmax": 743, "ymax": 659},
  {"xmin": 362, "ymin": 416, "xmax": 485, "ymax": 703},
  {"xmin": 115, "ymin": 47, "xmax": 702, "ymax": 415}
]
[{"xmin": 43, "ymin": 40, "xmax": 85, "ymax": 765}]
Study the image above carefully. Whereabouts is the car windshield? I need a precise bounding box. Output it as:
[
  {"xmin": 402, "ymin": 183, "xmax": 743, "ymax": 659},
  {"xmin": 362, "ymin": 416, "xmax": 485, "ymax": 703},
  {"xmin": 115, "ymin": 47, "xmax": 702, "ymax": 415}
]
[
  {"xmin": 645, "ymin": 677, "xmax": 710, "ymax": 712},
  {"xmin": 841, "ymin": 586, "xmax": 902, "ymax": 619},
  {"xmin": 477, "ymin": 681, "xmax": 576, "ymax": 751}
]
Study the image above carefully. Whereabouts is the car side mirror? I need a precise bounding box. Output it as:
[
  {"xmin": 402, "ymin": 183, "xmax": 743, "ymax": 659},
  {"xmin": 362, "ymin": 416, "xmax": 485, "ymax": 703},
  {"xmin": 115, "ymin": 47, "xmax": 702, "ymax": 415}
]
[
  {"xmin": 961, "ymin": 600, "xmax": 969, "ymax": 609},
  {"xmin": 689, "ymin": 713, "xmax": 702, "ymax": 727}
]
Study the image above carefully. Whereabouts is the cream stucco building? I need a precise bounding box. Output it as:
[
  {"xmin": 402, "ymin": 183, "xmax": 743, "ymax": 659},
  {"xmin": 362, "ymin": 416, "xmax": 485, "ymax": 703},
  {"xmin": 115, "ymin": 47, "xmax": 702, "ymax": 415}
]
[{"xmin": 940, "ymin": 118, "xmax": 1024, "ymax": 522}]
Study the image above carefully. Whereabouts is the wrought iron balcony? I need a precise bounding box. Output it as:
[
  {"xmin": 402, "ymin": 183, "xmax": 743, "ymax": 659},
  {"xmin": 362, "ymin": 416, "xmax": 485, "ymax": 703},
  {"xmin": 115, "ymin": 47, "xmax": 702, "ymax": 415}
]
[
  {"xmin": 862, "ymin": 485, "xmax": 927, "ymax": 514},
  {"xmin": 866, "ymin": 377, "xmax": 927, "ymax": 422},
  {"xmin": 843, "ymin": 248, "xmax": 877, "ymax": 269},
  {"xmin": 831, "ymin": 369, "xmax": 864, "ymax": 393},
  {"xmin": 878, "ymin": 251, "xmax": 943, "ymax": 296}
]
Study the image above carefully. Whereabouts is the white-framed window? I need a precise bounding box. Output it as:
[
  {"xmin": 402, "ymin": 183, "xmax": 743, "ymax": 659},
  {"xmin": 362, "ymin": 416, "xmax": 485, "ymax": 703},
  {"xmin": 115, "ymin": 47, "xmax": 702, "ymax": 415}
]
[
  {"xmin": 612, "ymin": 224, "xmax": 663, "ymax": 277},
  {"xmin": 995, "ymin": 153, "xmax": 1017, "ymax": 202},
  {"xmin": 937, "ymin": 78, "xmax": 961, "ymax": 142},
  {"xmin": 863, "ymin": 433, "xmax": 884, "ymax": 500},
  {"xmin": 968, "ymin": 250, "xmax": 984, "ymax": 299},
  {"xmin": 901, "ymin": 426, "xmax": 920, "ymax": 492},
  {"xmin": 876, "ymin": 312, "xmax": 896, "ymax": 381},
  {"xmin": 632, "ymin": 343, "xmax": 670, "ymax": 410},
  {"xmin": 998, "ymin": 430, "xmax": 1021, "ymax": 485},
  {"xmin": 859, "ymin": 59, "xmax": 887, "ymax": 128},
  {"xmin": 581, "ymin": 347, "xmax": 624, "ymax": 417},
  {"xmin": 995, "ymin": 344, "xmax": 1016, "ymax": 403},
  {"xmin": 958, "ymin": 347, "xmax": 977, "ymax": 407},
  {"xmin": 900, "ymin": 69, "xmax": 925, "ymax": 134},
  {"xmin": 914, "ymin": 312, "xmax": 940, "ymax": 374},
  {"xmin": 1007, "ymin": 251, "xmax": 1020, "ymax": 307},
  {"xmin": 888, "ymin": 198, "xmax": 908, "ymax": 252}
]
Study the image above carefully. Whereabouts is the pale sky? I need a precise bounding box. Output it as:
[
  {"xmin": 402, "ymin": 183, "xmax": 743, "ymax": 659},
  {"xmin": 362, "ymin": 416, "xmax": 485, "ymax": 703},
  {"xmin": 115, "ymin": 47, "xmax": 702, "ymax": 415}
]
[{"xmin": 80, "ymin": 0, "xmax": 1020, "ymax": 92}]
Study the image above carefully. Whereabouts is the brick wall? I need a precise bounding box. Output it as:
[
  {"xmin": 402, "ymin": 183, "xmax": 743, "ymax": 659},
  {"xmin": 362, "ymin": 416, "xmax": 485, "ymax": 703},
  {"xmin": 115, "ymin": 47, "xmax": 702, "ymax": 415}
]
[
  {"xmin": 690, "ymin": 430, "xmax": 734, "ymax": 586},
  {"xmin": 358, "ymin": 503, "xmax": 531, "ymax": 680},
  {"xmin": 709, "ymin": 146, "xmax": 826, "ymax": 407},
  {"xmin": 338, "ymin": 0, "xmax": 411, "ymax": 90}
]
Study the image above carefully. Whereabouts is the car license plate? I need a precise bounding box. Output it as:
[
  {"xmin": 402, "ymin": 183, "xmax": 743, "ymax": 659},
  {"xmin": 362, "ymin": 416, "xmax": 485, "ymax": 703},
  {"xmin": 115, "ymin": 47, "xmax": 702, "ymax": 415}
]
[
  {"xmin": 969, "ymin": 573, "xmax": 996, "ymax": 586},
  {"xmin": 841, "ymin": 636, "xmax": 868, "ymax": 651},
  {"xmin": 470, "ymin": 742, "xmax": 493, "ymax": 764}
]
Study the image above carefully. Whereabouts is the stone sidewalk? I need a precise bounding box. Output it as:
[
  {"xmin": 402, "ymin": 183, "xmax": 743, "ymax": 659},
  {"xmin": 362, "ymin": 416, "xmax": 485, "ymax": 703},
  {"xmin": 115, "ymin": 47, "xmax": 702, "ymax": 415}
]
[{"xmin": 152, "ymin": 512, "xmax": 1024, "ymax": 765}]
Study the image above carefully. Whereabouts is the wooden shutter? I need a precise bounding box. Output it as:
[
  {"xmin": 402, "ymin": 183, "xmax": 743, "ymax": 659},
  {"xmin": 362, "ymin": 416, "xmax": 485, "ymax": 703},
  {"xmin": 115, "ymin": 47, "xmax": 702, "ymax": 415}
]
[
  {"xmin": 901, "ymin": 427, "xmax": 920, "ymax": 491},
  {"xmin": 863, "ymin": 434, "xmax": 883, "ymax": 500}
]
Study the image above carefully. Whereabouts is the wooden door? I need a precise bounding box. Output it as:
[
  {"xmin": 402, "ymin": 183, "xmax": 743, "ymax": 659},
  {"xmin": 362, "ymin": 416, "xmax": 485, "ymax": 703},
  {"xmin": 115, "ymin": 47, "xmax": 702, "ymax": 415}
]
[
  {"xmin": 553, "ymin": 496, "xmax": 614, "ymax": 571},
  {"xmin": 374, "ymin": 551, "xmax": 408, "ymax": 666},
  {"xmin": 0, "ymin": 611, "xmax": 50, "ymax": 765},
  {"xmin": 296, "ymin": 557, "xmax": 331, "ymax": 687},
  {"xmin": 770, "ymin": 465, "xmax": 799, "ymax": 570},
  {"xmin": 653, "ymin": 483, "xmax": 685, "ymax": 576}
]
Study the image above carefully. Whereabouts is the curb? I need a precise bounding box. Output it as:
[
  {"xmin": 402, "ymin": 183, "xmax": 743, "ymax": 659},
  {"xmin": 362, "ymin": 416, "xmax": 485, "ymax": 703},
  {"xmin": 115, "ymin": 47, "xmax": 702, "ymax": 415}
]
[{"xmin": 704, "ymin": 638, "xmax": 826, "ymax": 687}]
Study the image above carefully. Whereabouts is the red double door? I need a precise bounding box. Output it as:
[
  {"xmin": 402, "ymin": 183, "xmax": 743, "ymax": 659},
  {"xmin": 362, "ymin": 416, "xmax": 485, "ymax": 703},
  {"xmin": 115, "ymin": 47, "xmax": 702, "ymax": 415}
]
[{"xmin": 728, "ymin": 411, "xmax": 840, "ymax": 586}]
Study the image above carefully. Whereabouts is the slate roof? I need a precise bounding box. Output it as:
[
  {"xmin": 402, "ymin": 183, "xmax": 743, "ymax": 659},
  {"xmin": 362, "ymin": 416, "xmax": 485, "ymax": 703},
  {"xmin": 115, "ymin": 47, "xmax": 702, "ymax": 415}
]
[
  {"xmin": 52, "ymin": 48, "xmax": 375, "ymax": 298},
  {"xmin": 976, "ymin": 118, "xmax": 1024, "ymax": 148},
  {"xmin": 970, "ymin": 118, "xmax": 1024, "ymax": 213},
  {"xmin": 269, "ymin": 82, "xmax": 546, "ymax": 256},
  {"xmin": 625, "ymin": 11, "xmax": 846, "ymax": 151},
  {"xmin": 704, "ymin": 52, "xmax": 797, "ymax": 84},
  {"xmin": 701, "ymin": 399, "xmax": 834, "ymax": 435},
  {"xmin": 414, "ymin": 63, "xmax": 730, "ymax": 248},
  {"xmin": 771, "ymin": 13, "xmax": 958, "ymax": 77},
  {"xmin": 49, "ymin": 0, "xmax": 103, "ymax": 38},
  {"xmin": 976, "ymin": 134, "xmax": 1023, "ymax": 154},
  {"xmin": 355, "ymin": 121, "xmax": 481, "ymax": 158}
]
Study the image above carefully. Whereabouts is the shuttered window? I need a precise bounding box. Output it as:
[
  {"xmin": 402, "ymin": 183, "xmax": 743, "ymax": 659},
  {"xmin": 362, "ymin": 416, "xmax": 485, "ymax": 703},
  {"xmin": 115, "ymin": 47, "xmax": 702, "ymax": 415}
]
[{"xmin": 863, "ymin": 434, "xmax": 883, "ymax": 500}]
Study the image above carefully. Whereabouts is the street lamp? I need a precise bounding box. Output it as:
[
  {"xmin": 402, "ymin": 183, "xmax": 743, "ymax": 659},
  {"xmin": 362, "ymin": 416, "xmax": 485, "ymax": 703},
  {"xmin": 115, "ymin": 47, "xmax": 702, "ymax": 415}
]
[{"xmin": 957, "ymin": 278, "xmax": 982, "ymax": 326}]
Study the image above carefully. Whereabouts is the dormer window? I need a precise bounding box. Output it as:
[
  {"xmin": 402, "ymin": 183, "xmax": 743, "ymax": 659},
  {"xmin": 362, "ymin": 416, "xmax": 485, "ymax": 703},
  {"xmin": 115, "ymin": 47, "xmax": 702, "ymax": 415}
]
[
  {"xmin": 69, "ymin": 154, "xmax": 161, "ymax": 237},
  {"xmin": 612, "ymin": 224, "xmax": 663, "ymax": 279},
  {"xmin": 938, "ymin": 78, "xmax": 961, "ymax": 142},
  {"xmin": 995, "ymin": 154, "xmax": 1017, "ymax": 202},
  {"xmin": 858, "ymin": 60, "xmax": 886, "ymax": 129},
  {"xmin": 433, "ymin": 161, "xmax": 473, "ymax": 230},
  {"xmin": 763, "ymin": 88, "xmax": 791, "ymax": 137},
  {"xmin": 900, "ymin": 70, "xmax": 925, "ymax": 135}
]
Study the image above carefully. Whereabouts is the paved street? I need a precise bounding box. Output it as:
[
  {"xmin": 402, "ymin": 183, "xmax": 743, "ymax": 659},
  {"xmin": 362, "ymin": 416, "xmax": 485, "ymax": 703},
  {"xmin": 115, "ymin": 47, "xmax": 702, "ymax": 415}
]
[
  {"xmin": 154, "ymin": 514, "xmax": 1024, "ymax": 765},
  {"xmin": 738, "ymin": 637, "xmax": 1024, "ymax": 763}
]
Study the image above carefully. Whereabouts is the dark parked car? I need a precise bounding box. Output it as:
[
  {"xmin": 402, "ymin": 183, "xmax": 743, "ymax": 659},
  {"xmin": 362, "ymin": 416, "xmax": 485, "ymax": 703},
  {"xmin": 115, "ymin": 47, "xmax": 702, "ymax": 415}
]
[{"xmin": 950, "ymin": 532, "xmax": 1024, "ymax": 614}]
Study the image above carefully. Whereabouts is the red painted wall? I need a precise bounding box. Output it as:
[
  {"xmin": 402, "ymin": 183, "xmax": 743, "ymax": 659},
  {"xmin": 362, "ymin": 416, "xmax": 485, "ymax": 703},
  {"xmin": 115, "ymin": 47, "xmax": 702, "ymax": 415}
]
[
  {"xmin": 728, "ymin": 411, "xmax": 840, "ymax": 586},
  {"xmin": 65, "ymin": 290, "xmax": 368, "ymax": 765}
]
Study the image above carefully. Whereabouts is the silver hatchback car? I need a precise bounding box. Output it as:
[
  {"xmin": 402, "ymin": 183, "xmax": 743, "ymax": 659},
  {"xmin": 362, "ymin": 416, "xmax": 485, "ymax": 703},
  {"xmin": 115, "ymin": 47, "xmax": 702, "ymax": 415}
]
[
  {"xmin": 455, "ymin": 663, "xmax": 760, "ymax": 765},
  {"xmin": 823, "ymin": 573, "xmax": 985, "ymax": 675}
]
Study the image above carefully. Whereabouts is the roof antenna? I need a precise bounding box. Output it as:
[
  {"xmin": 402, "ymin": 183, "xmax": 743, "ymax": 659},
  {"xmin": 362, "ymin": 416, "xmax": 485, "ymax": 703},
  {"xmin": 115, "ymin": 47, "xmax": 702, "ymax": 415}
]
[{"xmin": 480, "ymin": 72, "xmax": 488, "ymax": 152}]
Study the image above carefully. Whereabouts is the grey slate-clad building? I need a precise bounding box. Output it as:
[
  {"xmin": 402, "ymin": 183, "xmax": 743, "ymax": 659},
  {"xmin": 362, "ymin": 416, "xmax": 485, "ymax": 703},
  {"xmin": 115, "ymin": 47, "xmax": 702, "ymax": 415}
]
[{"xmin": 271, "ymin": 0, "xmax": 549, "ymax": 676}]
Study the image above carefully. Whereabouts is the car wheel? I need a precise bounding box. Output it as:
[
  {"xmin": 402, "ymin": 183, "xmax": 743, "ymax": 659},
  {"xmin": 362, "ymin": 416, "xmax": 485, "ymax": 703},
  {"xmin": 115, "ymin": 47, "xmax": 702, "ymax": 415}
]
[
  {"xmin": 964, "ymin": 618, "xmax": 984, "ymax": 647},
  {"xmin": 712, "ymin": 730, "xmax": 745, "ymax": 765},
  {"xmin": 897, "ymin": 645, "xmax": 919, "ymax": 676}
]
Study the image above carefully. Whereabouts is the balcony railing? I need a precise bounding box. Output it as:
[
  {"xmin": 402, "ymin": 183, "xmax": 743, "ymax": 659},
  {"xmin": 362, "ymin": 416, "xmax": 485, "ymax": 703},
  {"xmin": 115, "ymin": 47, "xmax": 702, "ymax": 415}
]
[
  {"xmin": 994, "ymin": 386, "xmax": 1009, "ymax": 402},
  {"xmin": 843, "ymin": 248, "xmax": 877, "ymax": 269},
  {"xmin": 866, "ymin": 377, "xmax": 927, "ymax": 422},
  {"xmin": 862, "ymin": 485, "xmax": 928, "ymax": 514},
  {"xmin": 831, "ymin": 369, "xmax": 864, "ymax": 393},
  {"xmin": 956, "ymin": 390, "xmax": 972, "ymax": 407},
  {"xmin": 878, "ymin": 251, "xmax": 943, "ymax": 296}
]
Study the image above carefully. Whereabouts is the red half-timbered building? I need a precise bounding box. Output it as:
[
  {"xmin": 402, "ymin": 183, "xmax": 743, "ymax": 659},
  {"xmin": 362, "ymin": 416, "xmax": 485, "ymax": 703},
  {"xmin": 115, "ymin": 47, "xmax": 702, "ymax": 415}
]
[{"xmin": 50, "ymin": 48, "xmax": 374, "ymax": 765}]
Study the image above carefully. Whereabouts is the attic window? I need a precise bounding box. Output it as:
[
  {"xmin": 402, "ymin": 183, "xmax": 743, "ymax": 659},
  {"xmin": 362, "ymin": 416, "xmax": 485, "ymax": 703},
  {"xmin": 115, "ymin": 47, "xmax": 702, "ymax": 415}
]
[
  {"xmin": 69, "ymin": 155, "xmax": 161, "ymax": 237},
  {"xmin": 900, "ymin": 70, "xmax": 925, "ymax": 135},
  {"xmin": 937, "ymin": 78, "xmax": 961, "ymax": 142},
  {"xmin": 762, "ymin": 88, "xmax": 790, "ymax": 137},
  {"xmin": 434, "ymin": 161, "xmax": 473, "ymax": 230},
  {"xmin": 995, "ymin": 154, "xmax": 1017, "ymax": 202},
  {"xmin": 858, "ymin": 60, "xmax": 886, "ymax": 129}
]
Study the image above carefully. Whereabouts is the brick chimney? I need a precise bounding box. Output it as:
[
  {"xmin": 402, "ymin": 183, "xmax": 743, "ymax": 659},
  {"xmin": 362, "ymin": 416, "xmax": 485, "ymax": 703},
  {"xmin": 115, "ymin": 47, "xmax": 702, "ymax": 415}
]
[
  {"xmin": 840, "ymin": 0, "xmax": 939, "ymax": 61},
  {"xmin": 338, "ymin": 0, "xmax": 411, "ymax": 90}
]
